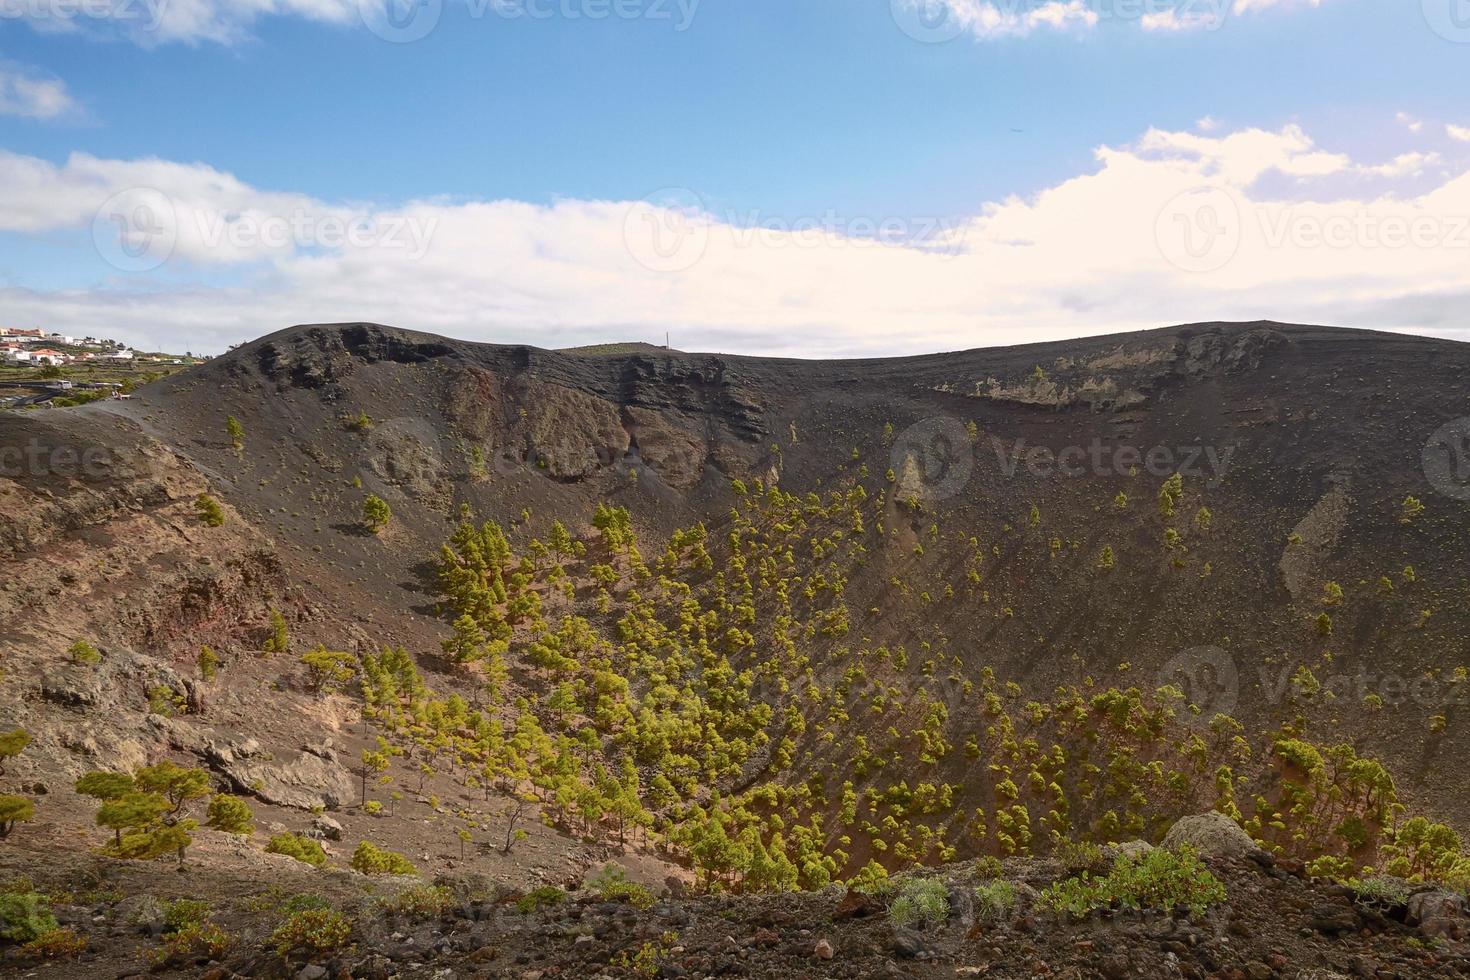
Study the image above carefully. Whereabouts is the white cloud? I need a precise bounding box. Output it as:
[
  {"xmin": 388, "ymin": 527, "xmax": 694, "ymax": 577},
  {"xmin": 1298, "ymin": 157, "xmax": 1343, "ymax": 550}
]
[
  {"xmin": 1397, "ymin": 112, "xmax": 1424, "ymax": 134},
  {"xmin": 1141, "ymin": 6, "xmax": 1224, "ymax": 32},
  {"xmin": 0, "ymin": 65, "xmax": 76, "ymax": 119},
  {"xmin": 1449, "ymin": 124, "xmax": 1470, "ymax": 143},
  {"xmin": 1232, "ymin": 0, "xmax": 1328, "ymax": 13},
  {"xmin": 1360, "ymin": 152, "xmax": 1442, "ymax": 179},
  {"xmin": 914, "ymin": 0, "xmax": 1097, "ymax": 40},
  {"xmin": 6, "ymin": 0, "xmax": 357, "ymax": 46},
  {"xmin": 4, "ymin": 121, "xmax": 1470, "ymax": 356},
  {"xmin": 909, "ymin": 0, "xmax": 1334, "ymax": 43}
]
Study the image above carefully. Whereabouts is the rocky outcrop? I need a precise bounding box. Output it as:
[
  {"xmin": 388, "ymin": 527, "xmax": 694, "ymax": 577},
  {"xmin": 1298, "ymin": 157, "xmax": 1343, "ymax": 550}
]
[
  {"xmin": 1162, "ymin": 812, "xmax": 1262, "ymax": 860},
  {"xmin": 215, "ymin": 747, "xmax": 356, "ymax": 812}
]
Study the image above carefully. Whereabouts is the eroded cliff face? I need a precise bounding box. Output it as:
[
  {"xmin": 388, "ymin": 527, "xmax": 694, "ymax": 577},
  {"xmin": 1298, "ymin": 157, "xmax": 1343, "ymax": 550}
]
[
  {"xmin": 0, "ymin": 411, "xmax": 334, "ymax": 804},
  {"xmin": 932, "ymin": 326, "xmax": 1289, "ymax": 412},
  {"xmin": 0, "ymin": 413, "xmax": 285, "ymax": 656}
]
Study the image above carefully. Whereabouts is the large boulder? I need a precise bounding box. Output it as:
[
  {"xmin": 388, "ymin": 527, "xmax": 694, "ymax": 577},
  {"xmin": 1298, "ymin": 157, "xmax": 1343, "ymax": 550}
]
[
  {"xmin": 1162, "ymin": 812, "xmax": 1259, "ymax": 860},
  {"xmin": 1107, "ymin": 840, "xmax": 1155, "ymax": 862},
  {"xmin": 1408, "ymin": 890, "xmax": 1469, "ymax": 942},
  {"xmin": 219, "ymin": 750, "xmax": 355, "ymax": 811}
]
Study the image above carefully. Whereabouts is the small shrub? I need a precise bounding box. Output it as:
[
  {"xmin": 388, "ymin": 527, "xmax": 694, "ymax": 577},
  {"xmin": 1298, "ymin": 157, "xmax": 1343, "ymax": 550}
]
[
  {"xmin": 205, "ymin": 794, "xmax": 254, "ymax": 835},
  {"xmin": 300, "ymin": 646, "xmax": 357, "ymax": 694},
  {"xmin": 19, "ymin": 926, "xmax": 85, "ymax": 960},
  {"xmin": 281, "ymin": 894, "xmax": 333, "ymax": 916},
  {"xmin": 973, "ymin": 880, "xmax": 1019, "ymax": 925},
  {"xmin": 362, "ymin": 495, "xmax": 391, "ymax": 534},
  {"xmin": 514, "ymin": 886, "xmax": 566, "ymax": 914},
  {"xmin": 270, "ymin": 907, "xmax": 352, "ymax": 960},
  {"xmin": 0, "ymin": 730, "xmax": 30, "ymax": 777},
  {"xmin": 226, "ymin": 416, "xmax": 244, "ymax": 451},
  {"xmin": 1352, "ymin": 876, "xmax": 1411, "ymax": 911},
  {"xmin": 162, "ymin": 898, "xmax": 212, "ymax": 932},
  {"xmin": 262, "ymin": 608, "xmax": 290, "ymax": 655},
  {"xmin": 267, "ymin": 833, "xmax": 327, "ymax": 867},
  {"xmin": 974, "ymin": 856, "xmax": 1004, "ymax": 880},
  {"xmin": 150, "ymin": 920, "xmax": 233, "ymax": 966},
  {"xmin": 195, "ymin": 494, "xmax": 226, "ymax": 527},
  {"xmin": 0, "ymin": 796, "xmax": 35, "ymax": 840},
  {"xmin": 350, "ymin": 841, "xmax": 415, "ymax": 876},
  {"xmin": 147, "ymin": 685, "xmax": 186, "ymax": 716},
  {"xmin": 1055, "ymin": 839, "xmax": 1106, "ymax": 873},
  {"xmin": 849, "ymin": 859, "xmax": 892, "ymax": 895},
  {"xmin": 887, "ymin": 878, "xmax": 949, "ymax": 929},
  {"xmin": 69, "ymin": 640, "xmax": 100, "ymax": 665},
  {"xmin": 587, "ymin": 865, "xmax": 655, "ymax": 910},
  {"xmin": 380, "ymin": 885, "xmax": 452, "ymax": 919},
  {"xmin": 0, "ymin": 891, "xmax": 58, "ymax": 944},
  {"xmin": 197, "ymin": 646, "xmax": 220, "ymax": 681}
]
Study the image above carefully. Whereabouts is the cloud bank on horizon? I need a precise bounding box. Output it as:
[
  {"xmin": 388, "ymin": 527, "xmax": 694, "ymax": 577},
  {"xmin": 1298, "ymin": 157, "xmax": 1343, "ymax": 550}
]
[
  {"xmin": 3, "ymin": 117, "xmax": 1470, "ymax": 356},
  {"xmin": 4, "ymin": 0, "xmax": 1334, "ymax": 47},
  {"xmin": 1, "ymin": 0, "xmax": 1467, "ymax": 356}
]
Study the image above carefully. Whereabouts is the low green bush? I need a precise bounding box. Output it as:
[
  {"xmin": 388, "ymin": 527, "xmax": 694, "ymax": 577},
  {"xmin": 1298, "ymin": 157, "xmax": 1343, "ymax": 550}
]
[
  {"xmin": 350, "ymin": 840, "xmax": 415, "ymax": 876},
  {"xmin": 888, "ymin": 878, "xmax": 949, "ymax": 929},
  {"xmin": 587, "ymin": 866, "xmax": 655, "ymax": 910},
  {"xmin": 1038, "ymin": 846, "xmax": 1226, "ymax": 919},
  {"xmin": 973, "ymin": 880, "xmax": 1019, "ymax": 924},
  {"xmin": 162, "ymin": 898, "xmax": 212, "ymax": 932},
  {"xmin": 20, "ymin": 926, "xmax": 85, "ymax": 960},
  {"xmin": 270, "ymin": 907, "xmax": 353, "ymax": 959},
  {"xmin": 380, "ymin": 885, "xmax": 452, "ymax": 919},
  {"xmin": 266, "ymin": 833, "xmax": 327, "ymax": 867},
  {"xmin": 0, "ymin": 891, "xmax": 57, "ymax": 945},
  {"xmin": 514, "ymin": 886, "xmax": 566, "ymax": 914}
]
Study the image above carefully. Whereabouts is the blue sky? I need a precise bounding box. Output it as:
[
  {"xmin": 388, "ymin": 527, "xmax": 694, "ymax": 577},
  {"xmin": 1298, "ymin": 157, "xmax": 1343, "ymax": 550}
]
[{"xmin": 1, "ymin": 0, "xmax": 1469, "ymax": 355}]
